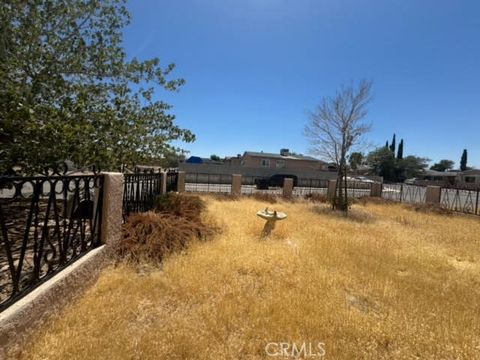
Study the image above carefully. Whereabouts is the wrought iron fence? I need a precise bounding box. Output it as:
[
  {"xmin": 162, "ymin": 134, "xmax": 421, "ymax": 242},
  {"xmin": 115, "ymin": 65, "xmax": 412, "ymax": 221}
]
[
  {"xmin": 240, "ymin": 176, "xmax": 282, "ymax": 195},
  {"xmin": 185, "ymin": 173, "xmax": 232, "ymax": 193},
  {"xmin": 441, "ymin": 188, "xmax": 480, "ymax": 215},
  {"xmin": 401, "ymin": 184, "xmax": 426, "ymax": 203},
  {"xmin": 381, "ymin": 183, "xmax": 426, "ymax": 204},
  {"xmin": 382, "ymin": 183, "xmax": 403, "ymax": 201},
  {"xmin": 343, "ymin": 181, "xmax": 372, "ymax": 198},
  {"xmin": 0, "ymin": 171, "xmax": 104, "ymax": 311},
  {"xmin": 292, "ymin": 178, "xmax": 328, "ymax": 196},
  {"xmin": 123, "ymin": 170, "xmax": 162, "ymax": 217}
]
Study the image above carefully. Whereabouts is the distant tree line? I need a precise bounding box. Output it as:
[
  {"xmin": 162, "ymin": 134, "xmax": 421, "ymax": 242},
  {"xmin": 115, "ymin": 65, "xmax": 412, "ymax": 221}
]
[{"xmin": 350, "ymin": 133, "xmax": 472, "ymax": 182}]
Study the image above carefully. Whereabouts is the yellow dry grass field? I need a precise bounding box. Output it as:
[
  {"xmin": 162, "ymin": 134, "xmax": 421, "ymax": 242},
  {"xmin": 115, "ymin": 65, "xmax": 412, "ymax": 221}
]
[{"xmin": 17, "ymin": 197, "xmax": 480, "ymax": 359}]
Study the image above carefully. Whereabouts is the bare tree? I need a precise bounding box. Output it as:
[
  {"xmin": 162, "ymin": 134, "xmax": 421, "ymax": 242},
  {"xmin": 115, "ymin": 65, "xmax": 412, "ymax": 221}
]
[{"xmin": 305, "ymin": 80, "xmax": 373, "ymax": 212}]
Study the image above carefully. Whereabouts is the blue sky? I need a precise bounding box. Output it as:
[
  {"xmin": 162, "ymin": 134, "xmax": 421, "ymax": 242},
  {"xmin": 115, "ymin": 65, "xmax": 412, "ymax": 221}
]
[{"xmin": 123, "ymin": 0, "xmax": 480, "ymax": 168}]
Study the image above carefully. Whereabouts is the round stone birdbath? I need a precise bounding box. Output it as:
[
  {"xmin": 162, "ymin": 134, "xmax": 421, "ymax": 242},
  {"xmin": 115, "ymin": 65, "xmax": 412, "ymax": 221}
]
[{"xmin": 256, "ymin": 208, "xmax": 287, "ymax": 238}]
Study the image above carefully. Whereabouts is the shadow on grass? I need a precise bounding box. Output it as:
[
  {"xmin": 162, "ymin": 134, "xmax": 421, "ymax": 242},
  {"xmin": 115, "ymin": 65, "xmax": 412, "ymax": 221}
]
[{"xmin": 311, "ymin": 204, "xmax": 377, "ymax": 224}]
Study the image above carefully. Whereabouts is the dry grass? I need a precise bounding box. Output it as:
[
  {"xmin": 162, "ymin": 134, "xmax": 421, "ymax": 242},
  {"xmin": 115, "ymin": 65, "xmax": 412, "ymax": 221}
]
[{"xmin": 16, "ymin": 197, "xmax": 480, "ymax": 359}]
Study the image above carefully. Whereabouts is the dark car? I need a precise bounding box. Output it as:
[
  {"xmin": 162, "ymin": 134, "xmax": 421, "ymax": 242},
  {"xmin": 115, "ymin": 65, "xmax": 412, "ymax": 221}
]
[{"xmin": 255, "ymin": 174, "xmax": 298, "ymax": 189}]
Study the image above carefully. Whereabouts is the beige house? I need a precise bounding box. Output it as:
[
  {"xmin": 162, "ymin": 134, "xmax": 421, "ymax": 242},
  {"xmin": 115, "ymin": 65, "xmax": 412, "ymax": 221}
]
[
  {"xmin": 416, "ymin": 169, "xmax": 480, "ymax": 188},
  {"xmin": 456, "ymin": 169, "xmax": 480, "ymax": 187},
  {"xmin": 239, "ymin": 149, "xmax": 327, "ymax": 171}
]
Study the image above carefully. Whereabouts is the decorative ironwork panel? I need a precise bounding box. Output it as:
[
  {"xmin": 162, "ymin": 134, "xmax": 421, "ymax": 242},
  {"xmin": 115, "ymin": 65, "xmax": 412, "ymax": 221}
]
[
  {"xmin": 123, "ymin": 171, "xmax": 162, "ymax": 218},
  {"xmin": 343, "ymin": 181, "xmax": 372, "ymax": 198},
  {"xmin": 0, "ymin": 173, "xmax": 104, "ymax": 311},
  {"xmin": 240, "ymin": 175, "xmax": 282, "ymax": 195},
  {"xmin": 292, "ymin": 178, "xmax": 328, "ymax": 196},
  {"xmin": 185, "ymin": 173, "xmax": 232, "ymax": 193},
  {"xmin": 400, "ymin": 184, "xmax": 426, "ymax": 204},
  {"xmin": 441, "ymin": 188, "xmax": 479, "ymax": 215},
  {"xmin": 382, "ymin": 183, "xmax": 403, "ymax": 201}
]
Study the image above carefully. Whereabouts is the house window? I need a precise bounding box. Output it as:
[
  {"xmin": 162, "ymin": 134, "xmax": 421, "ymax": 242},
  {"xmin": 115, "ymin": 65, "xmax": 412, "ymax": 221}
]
[
  {"xmin": 465, "ymin": 176, "xmax": 476, "ymax": 183},
  {"xmin": 260, "ymin": 159, "xmax": 270, "ymax": 168},
  {"xmin": 276, "ymin": 160, "xmax": 286, "ymax": 168}
]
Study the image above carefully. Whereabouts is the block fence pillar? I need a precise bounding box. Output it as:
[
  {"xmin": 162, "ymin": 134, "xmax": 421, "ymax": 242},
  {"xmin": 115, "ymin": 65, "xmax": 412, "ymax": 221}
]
[
  {"xmin": 370, "ymin": 182, "xmax": 383, "ymax": 197},
  {"xmin": 160, "ymin": 171, "xmax": 167, "ymax": 194},
  {"xmin": 100, "ymin": 172, "xmax": 124, "ymax": 249},
  {"xmin": 425, "ymin": 186, "xmax": 441, "ymax": 204},
  {"xmin": 231, "ymin": 174, "xmax": 242, "ymax": 195},
  {"xmin": 283, "ymin": 178, "xmax": 293, "ymax": 198},
  {"xmin": 177, "ymin": 171, "xmax": 186, "ymax": 193},
  {"xmin": 327, "ymin": 180, "xmax": 337, "ymax": 199}
]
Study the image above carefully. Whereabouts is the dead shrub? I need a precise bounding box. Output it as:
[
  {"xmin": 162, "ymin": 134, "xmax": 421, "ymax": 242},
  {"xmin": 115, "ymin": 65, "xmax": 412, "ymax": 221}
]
[
  {"xmin": 119, "ymin": 212, "xmax": 213, "ymax": 263},
  {"xmin": 155, "ymin": 193, "xmax": 205, "ymax": 221}
]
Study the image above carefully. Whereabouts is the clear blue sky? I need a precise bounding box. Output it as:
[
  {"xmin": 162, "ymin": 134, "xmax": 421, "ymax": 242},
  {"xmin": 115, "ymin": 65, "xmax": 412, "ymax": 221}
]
[{"xmin": 123, "ymin": 0, "xmax": 480, "ymax": 168}]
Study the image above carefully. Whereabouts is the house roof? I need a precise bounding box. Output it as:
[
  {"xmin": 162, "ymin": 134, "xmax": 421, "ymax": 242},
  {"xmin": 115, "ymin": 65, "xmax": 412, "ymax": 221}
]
[
  {"xmin": 423, "ymin": 170, "xmax": 458, "ymax": 177},
  {"xmin": 460, "ymin": 169, "xmax": 480, "ymax": 175},
  {"xmin": 243, "ymin": 151, "xmax": 323, "ymax": 162}
]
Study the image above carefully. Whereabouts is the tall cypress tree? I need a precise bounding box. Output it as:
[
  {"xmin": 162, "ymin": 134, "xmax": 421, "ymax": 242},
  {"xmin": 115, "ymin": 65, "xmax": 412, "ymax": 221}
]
[
  {"xmin": 460, "ymin": 149, "xmax": 468, "ymax": 171},
  {"xmin": 397, "ymin": 139, "xmax": 404, "ymax": 159},
  {"xmin": 389, "ymin": 134, "xmax": 396, "ymax": 153},
  {"xmin": 385, "ymin": 141, "xmax": 389, "ymax": 149}
]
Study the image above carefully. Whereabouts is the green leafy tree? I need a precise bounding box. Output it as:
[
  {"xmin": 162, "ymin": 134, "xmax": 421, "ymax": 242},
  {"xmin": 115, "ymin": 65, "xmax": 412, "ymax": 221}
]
[
  {"xmin": 396, "ymin": 156, "xmax": 429, "ymax": 181},
  {"xmin": 460, "ymin": 149, "xmax": 468, "ymax": 171},
  {"xmin": 0, "ymin": 0, "xmax": 194, "ymax": 174},
  {"xmin": 367, "ymin": 146, "xmax": 428, "ymax": 182},
  {"xmin": 210, "ymin": 154, "xmax": 221, "ymax": 162},
  {"xmin": 367, "ymin": 147, "xmax": 396, "ymax": 182},
  {"xmin": 389, "ymin": 134, "xmax": 396, "ymax": 153},
  {"xmin": 430, "ymin": 159, "xmax": 455, "ymax": 172},
  {"xmin": 349, "ymin": 152, "xmax": 364, "ymax": 170},
  {"xmin": 397, "ymin": 139, "xmax": 404, "ymax": 159},
  {"xmin": 156, "ymin": 150, "xmax": 186, "ymax": 168}
]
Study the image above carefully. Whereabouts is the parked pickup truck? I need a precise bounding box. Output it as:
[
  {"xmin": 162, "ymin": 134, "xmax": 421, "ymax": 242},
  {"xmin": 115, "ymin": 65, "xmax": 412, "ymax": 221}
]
[{"xmin": 255, "ymin": 174, "xmax": 298, "ymax": 189}]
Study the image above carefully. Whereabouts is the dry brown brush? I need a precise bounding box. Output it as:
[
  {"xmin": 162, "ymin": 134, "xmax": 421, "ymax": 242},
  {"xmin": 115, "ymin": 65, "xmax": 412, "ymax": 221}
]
[
  {"xmin": 118, "ymin": 212, "xmax": 212, "ymax": 263},
  {"xmin": 154, "ymin": 192, "xmax": 205, "ymax": 221},
  {"xmin": 119, "ymin": 193, "xmax": 215, "ymax": 263}
]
